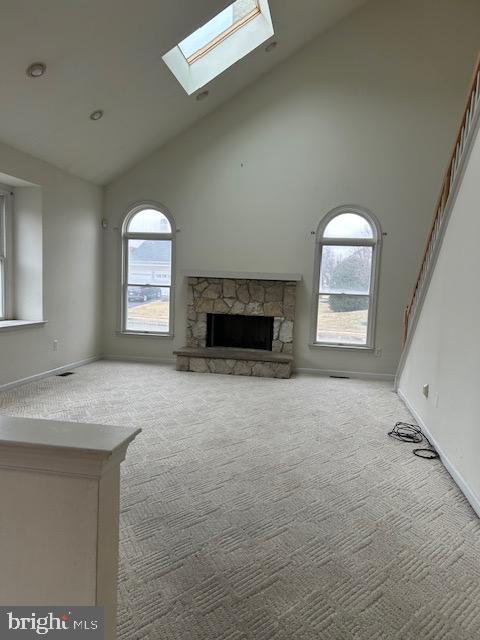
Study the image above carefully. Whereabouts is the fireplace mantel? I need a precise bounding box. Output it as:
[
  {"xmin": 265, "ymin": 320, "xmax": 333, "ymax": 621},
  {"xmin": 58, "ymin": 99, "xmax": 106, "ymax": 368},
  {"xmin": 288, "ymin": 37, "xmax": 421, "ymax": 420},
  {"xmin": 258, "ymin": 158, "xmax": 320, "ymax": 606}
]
[{"xmin": 183, "ymin": 269, "xmax": 302, "ymax": 282}]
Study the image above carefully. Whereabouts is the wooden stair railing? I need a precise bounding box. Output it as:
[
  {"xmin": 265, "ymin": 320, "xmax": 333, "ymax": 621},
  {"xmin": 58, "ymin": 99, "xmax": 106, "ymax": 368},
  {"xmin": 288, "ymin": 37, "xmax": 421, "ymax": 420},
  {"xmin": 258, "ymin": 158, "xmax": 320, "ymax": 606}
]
[{"xmin": 403, "ymin": 53, "xmax": 480, "ymax": 344}]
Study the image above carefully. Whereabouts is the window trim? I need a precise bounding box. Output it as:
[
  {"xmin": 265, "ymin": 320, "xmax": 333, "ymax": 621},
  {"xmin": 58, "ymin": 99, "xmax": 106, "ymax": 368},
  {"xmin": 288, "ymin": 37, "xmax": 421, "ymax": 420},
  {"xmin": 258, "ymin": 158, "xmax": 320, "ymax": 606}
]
[
  {"xmin": 0, "ymin": 189, "xmax": 13, "ymax": 322},
  {"xmin": 0, "ymin": 192, "xmax": 6, "ymax": 321},
  {"xmin": 162, "ymin": 0, "xmax": 273, "ymax": 96},
  {"xmin": 120, "ymin": 201, "xmax": 176, "ymax": 338},
  {"xmin": 310, "ymin": 205, "xmax": 382, "ymax": 350},
  {"xmin": 182, "ymin": 1, "xmax": 261, "ymax": 65}
]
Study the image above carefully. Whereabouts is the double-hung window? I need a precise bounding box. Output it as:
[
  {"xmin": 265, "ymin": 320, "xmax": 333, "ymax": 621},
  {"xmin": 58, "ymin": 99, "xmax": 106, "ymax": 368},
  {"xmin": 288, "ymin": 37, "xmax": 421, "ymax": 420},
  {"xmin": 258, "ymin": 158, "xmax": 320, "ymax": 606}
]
[
  {"xmin": 312, "ymin": 207, "xmax": 381, "ymax": 348},
  {"xmin": 122, "ymin": 204, "xmax": 175, "ymax": 336}
]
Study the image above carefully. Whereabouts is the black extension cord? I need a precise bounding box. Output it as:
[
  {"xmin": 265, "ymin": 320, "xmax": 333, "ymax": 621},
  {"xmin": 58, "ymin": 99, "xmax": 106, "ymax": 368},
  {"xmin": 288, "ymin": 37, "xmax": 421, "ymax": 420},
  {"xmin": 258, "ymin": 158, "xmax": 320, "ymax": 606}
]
[{"xmin": 388, "ymin": 421, "xmax": 439, "ymax": 460}]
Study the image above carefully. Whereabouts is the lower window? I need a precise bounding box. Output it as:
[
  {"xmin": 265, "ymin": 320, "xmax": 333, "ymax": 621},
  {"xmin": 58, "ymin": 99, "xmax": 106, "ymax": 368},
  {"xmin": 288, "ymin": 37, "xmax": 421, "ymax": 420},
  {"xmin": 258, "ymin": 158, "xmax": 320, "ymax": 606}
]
[
  {"xmin": 126, "ymin": 286, "xmax": 171, "ymax": 333},
  {"xmin": 316, "ymin": 294, "xmax": 369, "ymax": 345}
]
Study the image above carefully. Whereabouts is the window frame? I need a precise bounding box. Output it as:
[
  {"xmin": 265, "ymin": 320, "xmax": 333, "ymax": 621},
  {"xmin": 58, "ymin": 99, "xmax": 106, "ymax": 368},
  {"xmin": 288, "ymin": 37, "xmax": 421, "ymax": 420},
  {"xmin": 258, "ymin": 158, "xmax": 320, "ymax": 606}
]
[
  {"xmin": 0, "ymin": 189, "xmax": 13, "ymax": 322},
  {"xmin": 310, "ymin": 205, "xmax": 382, "ymax": 350},
  {"xmin": 120, "ymin": 201, "xmax": 175, "ymax": 337},
  {"xmin": 162, "ymin": 0, "xmax": 273, "ymax": 96},
  {"xmin": 180, "ymin": 0, "xmax": 261, "ymax": 65}
]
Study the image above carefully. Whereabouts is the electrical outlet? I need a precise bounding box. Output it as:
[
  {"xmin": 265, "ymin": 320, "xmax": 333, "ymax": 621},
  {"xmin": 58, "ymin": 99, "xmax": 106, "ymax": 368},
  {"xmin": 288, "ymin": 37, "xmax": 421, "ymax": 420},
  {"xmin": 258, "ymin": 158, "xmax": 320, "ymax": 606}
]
[
  {"xmin": 374, "ymin": 348, "xmax": 382, "ymax": 358},
  {"xmin": 53, "ymin": 339, "xmax": 59, "ymax": 352},
  {"xmin": 423, "ymin": 384, "xmax": 429, "ymax": 398}
]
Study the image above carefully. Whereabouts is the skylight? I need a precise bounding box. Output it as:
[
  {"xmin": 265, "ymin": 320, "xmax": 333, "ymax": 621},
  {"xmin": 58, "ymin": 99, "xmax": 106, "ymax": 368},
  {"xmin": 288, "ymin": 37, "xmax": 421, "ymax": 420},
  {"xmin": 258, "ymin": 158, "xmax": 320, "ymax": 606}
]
[
  {"xmin": 162, "ymin": 0, "xmax": 274, "ymax": 95},
  {"xmin": 178, "ymin": 0, "xmax": 260, "ymax": 64}
]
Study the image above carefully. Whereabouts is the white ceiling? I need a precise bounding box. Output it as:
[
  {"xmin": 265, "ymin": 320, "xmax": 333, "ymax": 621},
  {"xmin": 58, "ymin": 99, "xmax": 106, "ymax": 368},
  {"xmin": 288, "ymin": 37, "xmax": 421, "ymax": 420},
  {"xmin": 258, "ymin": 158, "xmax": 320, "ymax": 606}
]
[{"xmin": 0, "ymin": 0, "xmax": 368, "ymax": 185}]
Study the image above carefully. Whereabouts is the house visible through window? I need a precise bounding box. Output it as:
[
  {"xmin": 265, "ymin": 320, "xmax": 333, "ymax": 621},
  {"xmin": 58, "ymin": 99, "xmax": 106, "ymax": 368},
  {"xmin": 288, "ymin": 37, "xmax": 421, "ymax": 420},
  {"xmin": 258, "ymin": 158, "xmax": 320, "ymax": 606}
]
[
  {"xmin": 313, "ymin": 208, "xmax": 381, "ymax": 348},
  {"xmin": 122, "ymin": 205, "xmax": 174, "ymax": 335}
]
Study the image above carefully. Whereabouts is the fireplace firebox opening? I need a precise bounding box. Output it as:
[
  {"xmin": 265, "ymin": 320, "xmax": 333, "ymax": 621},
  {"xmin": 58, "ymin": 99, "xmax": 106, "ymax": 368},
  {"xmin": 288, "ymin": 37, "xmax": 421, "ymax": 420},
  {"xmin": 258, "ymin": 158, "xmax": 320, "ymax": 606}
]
[{"xmin": 206, "ymin": 313, "xmax": 274, "ymax": 351}]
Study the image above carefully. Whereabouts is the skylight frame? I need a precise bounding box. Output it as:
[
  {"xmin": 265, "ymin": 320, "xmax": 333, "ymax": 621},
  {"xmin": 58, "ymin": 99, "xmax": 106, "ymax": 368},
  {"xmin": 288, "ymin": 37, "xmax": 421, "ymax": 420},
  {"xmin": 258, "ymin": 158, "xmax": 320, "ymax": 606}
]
[
  {"xmin": 162, "ymin": 0, "xmax": 274, "ymax": 96},
  {"xmin": 180, "ymin": 1, "xmax": 261, "ymax": 65}
]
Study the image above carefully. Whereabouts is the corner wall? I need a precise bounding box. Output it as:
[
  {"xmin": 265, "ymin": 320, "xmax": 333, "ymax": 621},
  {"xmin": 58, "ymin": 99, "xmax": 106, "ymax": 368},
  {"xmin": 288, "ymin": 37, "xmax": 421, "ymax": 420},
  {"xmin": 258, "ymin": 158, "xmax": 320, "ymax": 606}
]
[
  {"xmin": 103, "ymin": 0, "xmax": 480, "ymax": 376},
  {"xmin": 0, "ymin": 142, "xmax": 102, "ymax": 389},
  {"xmin": 398, "ymin": 125, "xmax": 480, "ymax": 512}
]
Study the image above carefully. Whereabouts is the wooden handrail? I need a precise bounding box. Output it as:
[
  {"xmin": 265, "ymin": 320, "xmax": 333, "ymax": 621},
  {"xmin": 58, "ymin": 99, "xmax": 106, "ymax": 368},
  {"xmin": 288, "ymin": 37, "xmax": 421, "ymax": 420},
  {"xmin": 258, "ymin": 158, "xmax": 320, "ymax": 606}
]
[{"xmin": 404, "ymin": 53, "xmax": 480, "ymax": 342}]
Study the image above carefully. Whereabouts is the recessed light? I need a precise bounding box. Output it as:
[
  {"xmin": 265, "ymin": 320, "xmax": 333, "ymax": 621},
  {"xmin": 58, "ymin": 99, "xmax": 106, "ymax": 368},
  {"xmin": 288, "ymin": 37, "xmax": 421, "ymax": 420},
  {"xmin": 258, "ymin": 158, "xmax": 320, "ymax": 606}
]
[
  {"xmin": 196, "ymin": 90, "xmax": 209, "ymax": 102},
  {"xmin": 265, "ymin": 41, "xmax": 278, "ymax": 53},
  {"xmin": 26, "ymin": 62, "xmax": 46, "ymax": 78},
  {"xmin": 89, "ymin": 110, "xmax": 104, "ymax": 121}
]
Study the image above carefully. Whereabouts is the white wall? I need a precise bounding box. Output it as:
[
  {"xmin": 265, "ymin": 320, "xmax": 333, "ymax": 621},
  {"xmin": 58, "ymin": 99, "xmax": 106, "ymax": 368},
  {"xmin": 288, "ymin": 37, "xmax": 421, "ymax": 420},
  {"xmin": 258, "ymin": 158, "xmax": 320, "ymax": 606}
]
[
  {"xmin": 398, "ymin": 124, "xmax": 480, "ymax": 510},
  {"xmin": 0, "ymin": 142, "xmax": 102, "ymax": 388},
  {"xmin": 103, "ymin": 0, "xmax": 480, "ymax": 375}
]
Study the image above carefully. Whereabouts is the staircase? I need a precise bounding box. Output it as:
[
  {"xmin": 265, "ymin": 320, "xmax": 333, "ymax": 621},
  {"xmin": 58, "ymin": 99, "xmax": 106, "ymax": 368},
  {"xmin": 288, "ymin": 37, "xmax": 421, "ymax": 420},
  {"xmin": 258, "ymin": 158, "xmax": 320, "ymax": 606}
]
[{"xmin": 396, "ymin": 54, "xmax": 480, "ymax": 382}]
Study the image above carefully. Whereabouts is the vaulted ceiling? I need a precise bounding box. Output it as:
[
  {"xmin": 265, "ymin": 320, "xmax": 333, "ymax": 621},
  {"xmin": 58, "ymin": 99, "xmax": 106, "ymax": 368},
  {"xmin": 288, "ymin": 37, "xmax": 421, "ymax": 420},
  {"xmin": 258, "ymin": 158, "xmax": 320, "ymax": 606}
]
[{"xmin": 0, "ymin": 0, "xmax": 368, "ymax": 184}]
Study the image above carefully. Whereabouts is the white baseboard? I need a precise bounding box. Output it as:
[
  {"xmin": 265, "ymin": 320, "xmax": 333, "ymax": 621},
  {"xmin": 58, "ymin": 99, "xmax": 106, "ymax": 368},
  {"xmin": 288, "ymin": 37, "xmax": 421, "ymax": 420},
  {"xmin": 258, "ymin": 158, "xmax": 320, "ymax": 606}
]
[
  {"xmin": 295, "ymin": 367, "xmax": 395, "ymax": 381},
  {"xmin": 0, "ymin": 356, "xmax": 100, "ymax": 392},
  {"xmin": 398, "ymin": 388, "xmax": 480, "ymax": 518},
  {"xmin": 105, "ymin": 358, "xmax": 392, "ymax": 380},
  {"xmin": 102, "ymin": 354, "xmax": 176, "ymax": 365},
  {"xmin": 104, "ymin": 359, "xmax": 394, "ymax": 381}
]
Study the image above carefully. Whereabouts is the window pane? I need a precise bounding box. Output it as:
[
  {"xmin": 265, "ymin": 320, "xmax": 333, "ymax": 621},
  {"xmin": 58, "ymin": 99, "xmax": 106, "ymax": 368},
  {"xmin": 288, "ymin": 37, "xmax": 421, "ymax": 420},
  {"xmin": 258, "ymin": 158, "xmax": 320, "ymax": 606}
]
[
  {"xmin": 126, "ymin": 287, "xmax": 170, "ymax": 333},
  {"xmin": 0, "ymin": 197, "xmax": 4, "ymax": 258},
  {"xmin": 128, "ymin": 240, "xmax": 172, "ymax": 286},
  {"xmin": 127, "ymin": 209, "xmax": 171, "ymax": 234},
  {"xmin": 178, "ymin": 0, "xmax": 258, "ymax": 60},
  {"xmin": 320, "ymin": 245, "xmax": 372, "ymax": 295},
  {"xmin": 324, "ymin": 213, "xmax": 373, "ymax": 239},
  {"xmin": 317, "ymin": 295, "xmax": 369, "ymax": 345},
  {"xmin": 0, "ymin": 260, "xmax": 4, "ymax": 318}
]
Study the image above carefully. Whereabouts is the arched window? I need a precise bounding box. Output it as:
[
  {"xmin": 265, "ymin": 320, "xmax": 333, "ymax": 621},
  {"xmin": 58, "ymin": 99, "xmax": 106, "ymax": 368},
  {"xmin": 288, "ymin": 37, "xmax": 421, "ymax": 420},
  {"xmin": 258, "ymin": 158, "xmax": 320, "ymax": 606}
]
[
  {"xmin": 312, "ymin": 206, "xmax": 381, "ymax": 348},
  {"xmin": 122, "ymin": 203, "xmax": 175, "ymax": 335}
]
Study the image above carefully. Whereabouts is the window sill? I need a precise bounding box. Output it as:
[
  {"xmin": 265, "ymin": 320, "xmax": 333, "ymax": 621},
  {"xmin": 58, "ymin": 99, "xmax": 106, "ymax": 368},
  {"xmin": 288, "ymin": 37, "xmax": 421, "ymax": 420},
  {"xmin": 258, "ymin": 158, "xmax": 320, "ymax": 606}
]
[
  {"xmin": 309, "ymin": 342, "xmax": 374, "ymax": 352},
  {"xmin": 116, "ymin": 330, "xmax": 174, "ymax": 339},
  {"xmin": 0, "ymin": 320, "xmax": 46, "ymax": 332}
]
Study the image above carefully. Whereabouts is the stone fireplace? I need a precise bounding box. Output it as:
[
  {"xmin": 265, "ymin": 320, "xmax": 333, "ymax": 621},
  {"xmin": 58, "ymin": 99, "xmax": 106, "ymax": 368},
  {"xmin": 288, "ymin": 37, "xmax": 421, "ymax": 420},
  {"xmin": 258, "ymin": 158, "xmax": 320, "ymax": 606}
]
[{"xmin": 174, "ymin": 272, "xmax": 300, "ymax": 378}]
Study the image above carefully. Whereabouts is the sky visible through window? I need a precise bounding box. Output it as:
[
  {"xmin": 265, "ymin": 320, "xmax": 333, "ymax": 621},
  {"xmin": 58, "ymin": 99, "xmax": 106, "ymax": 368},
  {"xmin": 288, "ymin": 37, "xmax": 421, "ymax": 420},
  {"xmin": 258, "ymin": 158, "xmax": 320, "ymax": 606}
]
[
  {"xmin": 178, "ymin": 0, "xmax": 259, "ymax": 61},
  {"xmin": 128, "ymin": 209, "xmax": 171, "ymax": 234},
  {"xmin": 323, "ymin": 213, "xmax": 373, "ymax": 239}
]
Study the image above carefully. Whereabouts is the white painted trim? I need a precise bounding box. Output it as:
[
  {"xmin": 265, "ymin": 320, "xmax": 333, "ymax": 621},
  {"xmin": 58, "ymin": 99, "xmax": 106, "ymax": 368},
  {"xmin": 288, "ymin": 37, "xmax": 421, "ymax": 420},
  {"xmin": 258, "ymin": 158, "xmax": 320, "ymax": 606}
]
[
  {"xmin": 308, "ymin": 342, "xmax": 374, "ymax": 352},
  {"xmin": 103, "ymin": 354, "xmax": 176, "ymax": 365},
  {"xmin": 107, "ymin": 358, "xmax": 392, "ymax": 379},
  {"xmin": 0, "ymin": 320, "xmax": 46, "ymax": 332},
  {"xmin": 114, "ymin": 330, "xmax": 173, "ymax": 339},
  {"xmin": 183, "ymin": 270, "xmax": 302, "ymax": 281},
  {"xmin": 295, "ymin": 367, "xmax": 394, "ymax": 381},
  {"xmin": 398, "ymin": 389, "xmax": 480, "ymax": 518},
  {"xmin": 0, "ymin": 356, "xmax": 99, "ymax": 392},
  {"xmin": 0, "ymin": 190, "xmax": 13, "ymax": 321},
  {"xmin": 310, "ymin": 205, "xmax": 383, "ymax": 350},
  {"xmin": 162, "ymin": 0, "xmax": 274, "ymax": 95},
  {"xmin": 119, "ymin": 201, "xmax": 176, "ymax": 337},
  {"xmin": 0, "ymin": 416, "xmax": 140, "ymax": 480}
]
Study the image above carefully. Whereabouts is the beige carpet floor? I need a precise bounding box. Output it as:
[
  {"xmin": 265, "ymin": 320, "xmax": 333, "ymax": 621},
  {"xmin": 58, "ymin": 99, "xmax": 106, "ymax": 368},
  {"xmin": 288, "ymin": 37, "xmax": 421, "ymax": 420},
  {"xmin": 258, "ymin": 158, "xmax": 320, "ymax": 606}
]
[{"xmin": 1, "ymin": 361, "xmax": 479, "ymax": 639}]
